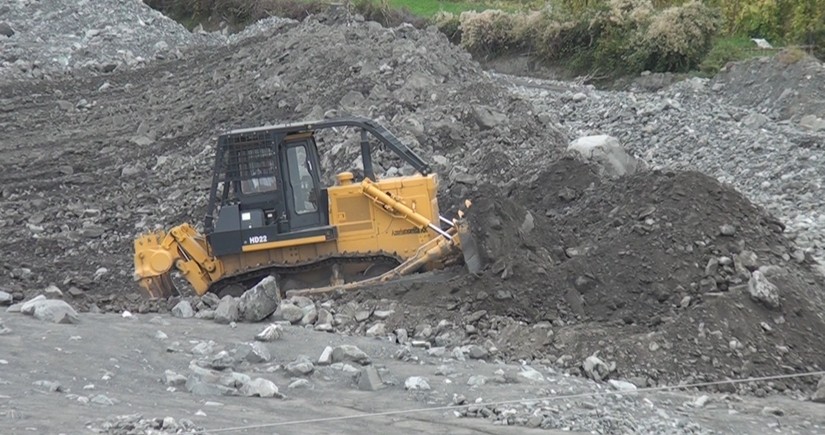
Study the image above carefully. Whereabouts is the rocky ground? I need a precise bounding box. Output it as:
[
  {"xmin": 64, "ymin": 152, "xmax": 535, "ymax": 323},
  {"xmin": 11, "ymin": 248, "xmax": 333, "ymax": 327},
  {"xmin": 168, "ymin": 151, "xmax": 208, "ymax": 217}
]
[
  {"xmin": 1, "ymin": 1, "xmax": 825, "ymax": 433},
  {"xmin": 1, "ymin": 311, "xmax": 824, "ymax": 434}
]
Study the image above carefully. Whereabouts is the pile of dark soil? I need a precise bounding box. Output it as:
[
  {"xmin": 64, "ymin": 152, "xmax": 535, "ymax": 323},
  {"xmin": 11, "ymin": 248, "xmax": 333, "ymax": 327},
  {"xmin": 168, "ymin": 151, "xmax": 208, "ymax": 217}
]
[{"xmin": 348, "ymin": 157, "xmax": 825, "ymax": 388}]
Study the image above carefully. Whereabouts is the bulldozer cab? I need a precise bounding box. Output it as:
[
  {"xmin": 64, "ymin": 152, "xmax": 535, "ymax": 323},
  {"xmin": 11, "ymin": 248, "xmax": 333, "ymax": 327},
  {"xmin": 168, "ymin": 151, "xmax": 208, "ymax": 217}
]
[
  {"xmin": 202, "ymin": 117, "xmax": 434, "ymax": 258},
  {"xmin": 204, "ymin": 127, "xmax": 330, "ymax": 257}
]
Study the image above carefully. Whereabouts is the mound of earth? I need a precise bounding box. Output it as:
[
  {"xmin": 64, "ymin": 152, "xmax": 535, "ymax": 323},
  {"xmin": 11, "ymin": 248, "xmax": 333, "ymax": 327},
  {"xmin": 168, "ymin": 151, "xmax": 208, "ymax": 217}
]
[{"xmin": 345, "ymin": 157, "xmax": 825, "ymax": 388}]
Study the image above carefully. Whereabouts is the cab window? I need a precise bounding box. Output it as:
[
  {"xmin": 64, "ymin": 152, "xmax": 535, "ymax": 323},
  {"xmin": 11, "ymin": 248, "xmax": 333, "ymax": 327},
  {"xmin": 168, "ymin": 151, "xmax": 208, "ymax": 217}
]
[{"xmin": 286, "ymin": 145, "xmax": 317, "ymax": 214}]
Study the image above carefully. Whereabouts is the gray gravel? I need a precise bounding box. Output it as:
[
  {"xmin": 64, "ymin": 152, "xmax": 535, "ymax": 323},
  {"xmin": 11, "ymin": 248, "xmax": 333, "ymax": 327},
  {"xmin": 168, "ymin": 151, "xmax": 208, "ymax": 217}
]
[
  {"xmin": 0, "ymin": 0, "xmax": 294, "ymax": 81},
  {"xmin": 498, "ymin": 66, "xmax": 825, "ymax": 271}
]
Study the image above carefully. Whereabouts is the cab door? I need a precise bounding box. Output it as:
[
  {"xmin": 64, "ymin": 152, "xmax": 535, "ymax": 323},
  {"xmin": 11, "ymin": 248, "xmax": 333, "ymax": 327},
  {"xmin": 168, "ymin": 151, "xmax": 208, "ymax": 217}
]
[{"xmin": 282, "ymin": 139, "xmax": 323, "ymax": 231}]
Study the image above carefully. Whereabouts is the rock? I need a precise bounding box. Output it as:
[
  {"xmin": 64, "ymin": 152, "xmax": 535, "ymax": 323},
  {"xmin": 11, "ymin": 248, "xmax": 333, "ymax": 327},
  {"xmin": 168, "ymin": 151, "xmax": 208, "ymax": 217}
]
[
  {"xmin": 185, "ymin": 376, "xmax": 236, "ymax": 397},
  {"xmin": 201, "ymin": 293, "xmax": 221, "ymax": 308},
  {"xmin": 195, "ymin": 309, "xmax": 215, "ymax": 320},
  {"xmin": 171, "ymin": 300, "xmax": 194, "ymax": 318},
  {"xmin": 741, "ymin": 113, "xmax": 769, "ymax": 129},
  {"xmin": 288, "ymin": 379, "xmax": 311, "ymax": 390},
  {"xmin": 286, "ymin": 356, "xmax": 314, "ymax": 376},
  {"xmin": 693, "ymin": 395, "xmax": 710, "ymax": 407},
  {"xmin": 354, "ymin": 310, "xmax": 371, "ymax": 322},
  {"xmin": 357, "ymin": 366, "xmax": 383, "ymax": 391},
  {"xmin": 91, "ymin": 394, "xmax": 115, "ymax": 406},
  {"xmin": 365, "ymin": 322, "xmax": 386, "ymax": 337},
  {"xmin": 0, "ymin": 291, "xmax": 12, "ymax": 305},
  {"xmin": 331, "ymin": 345, "xmax": 371, "ymax": 365},
  {"xmin": 582, "ymin": 355, "xmax": 613, "ymax": 381},
  {"xmin": 571, "ymin": 92, "xmax": 587, "ymax": 102},
  {"xmin": 517, "ymin": 366, "xmax": 545, "ymax": 383},
  {"xmin": 395, "ymin": 328, "xmax": 408, "ymax": 344},
  {"xmin": 0, "ymin": 22, "xmax": 14, "ymax": 37},
  {"xmin": 567, "ymin": 135, "xmax": 640, "ymax": 178},
  {"xmin": 316, "ymin": 308, "xmax": 333, "ymax": 325},
  {"xmin": 43, "ymin": 285, "xmax": 63, "ymax": 298},
  {"xmin": 799, "ymin": 114, "xmax": 825, "ymax": 132},
  {"xmin": 404, "ymin": 376, "xmax": 430, "ymax": 391},
  {"xmin": 32, "ymin": 300, "xmax": 79, "ymax": 324},
  {"xmin": 318, "ymin": 346, "xmax": 334, "ymax": 366},
  {"xmin": 719, "ymin": 224, "xmax": 736, "ymax": 236},
  {"xmin": 239, "ymin": 276, "xmax": 280, "ymax": 322},
  {"xmin": 277, "ymin": 302, "xmax": 304, "ymax": 324},
  {"xmin": 190, "ymin": 341, "xmax": 216, "ymax": 356},
  {"xmin": 33, "ymin": 380, "xmax": 63, "ymax": 392},
  {"xmin": 608, "ymin": 379, "xmax": 638, "ymax": 392},
  {"xmin": 299, "ymin": 304, "xmax": 317, "ymax": 326},
  {"xmin": 467, "ymin": 375, "xmax": 487, "ymax": 386},
  {"xmin": 255, "ymin": 324, "xmax": 284, "ymax": 342},
  {"xmin": 240, "ymin": 378, "xmax": 282, "ymax": 398},
  {"xmin": 237, "ymin": 342, "xmax": 271, "ymax": 363},
  {"xmin": 812, "ymin": 376, "xmax": 825, "ymax": 403},
  {"xmin": 163, "ymin": 370, "xmax": 188, "ymax": 386},
  {"xmin": 467, "ymin": 345, "xmax": 488, "ymax": 360},
  {"xmin": 373, "ymin": 310, "xmax": 393, "ymax": 320},
  {"xmin": 214, "ymin": 296, "xmax": 240, "ymax": 324},
  {"xmin": 19, "ymin": 295, "xmax": 47, "ymax": 314},
  {"xmin": 747, "ymin": 271, "xmax": 781, "ymax": 309},
  {"xmin": 472, "ymin": 105, "xmax": 508, "ymax": 130}
]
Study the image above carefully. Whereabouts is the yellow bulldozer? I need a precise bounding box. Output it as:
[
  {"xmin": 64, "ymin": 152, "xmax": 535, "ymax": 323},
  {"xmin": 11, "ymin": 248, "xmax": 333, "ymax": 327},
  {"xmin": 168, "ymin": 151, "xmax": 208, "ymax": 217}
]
[{"xmin": 133, "ymin": 117, "xmax": 482, "ymax": 300}]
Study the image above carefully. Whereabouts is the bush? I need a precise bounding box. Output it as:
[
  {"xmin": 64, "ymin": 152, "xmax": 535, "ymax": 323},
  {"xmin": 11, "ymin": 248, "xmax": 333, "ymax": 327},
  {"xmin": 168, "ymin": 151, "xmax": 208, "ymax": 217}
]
[
  {"xmin": 640, "ymin": 0, "xmax": 721, "ymax": 71},
  {"xmin": 459, "ymin": 9, "xmax": 530, "ymax": 56},
  {"xmin": 432, "ymin": 11, "xmax": 461, "ymax": 43}
]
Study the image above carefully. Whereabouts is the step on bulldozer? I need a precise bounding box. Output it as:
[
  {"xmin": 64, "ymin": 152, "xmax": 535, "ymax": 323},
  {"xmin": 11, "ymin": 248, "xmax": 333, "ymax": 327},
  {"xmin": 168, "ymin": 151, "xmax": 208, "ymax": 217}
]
[{"xmin": 133, "ymin": 117, "xmax": 482, "ymax": 300}]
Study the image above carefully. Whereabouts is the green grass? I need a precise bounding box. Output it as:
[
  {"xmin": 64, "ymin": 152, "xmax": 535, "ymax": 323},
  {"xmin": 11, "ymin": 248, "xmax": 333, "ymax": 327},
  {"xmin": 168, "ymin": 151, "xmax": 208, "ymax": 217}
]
[
  {"xmin": 383, "ymin": 0, "xmax": 519, "ymax": 17},
  {"xmin": 698, "ymin": 36, "xmax": 779, "ymax": 75}
]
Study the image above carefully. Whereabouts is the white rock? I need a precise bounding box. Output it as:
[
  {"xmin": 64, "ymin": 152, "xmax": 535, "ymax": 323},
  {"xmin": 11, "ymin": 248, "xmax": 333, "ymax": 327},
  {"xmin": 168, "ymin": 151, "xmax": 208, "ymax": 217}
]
[
  {"xmin": 608, "ymin": 379, "xmax": 638, "ymax": 392},
  {"xmin": 747, "ymin": 271, "xmax": 781, "ymax": 309},
  {"xmin": 568, "ymin": 135, "xmax": 641, "ymax": 178},
  {"xmin": 404, "ymin": 376, "xmax": 431, "ymax": 391}
]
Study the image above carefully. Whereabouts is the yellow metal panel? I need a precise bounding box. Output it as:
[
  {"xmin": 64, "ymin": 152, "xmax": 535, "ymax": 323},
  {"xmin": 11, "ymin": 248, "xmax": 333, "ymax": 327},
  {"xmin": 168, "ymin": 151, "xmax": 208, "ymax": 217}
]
[
  {"xmin": 241, "ymin": 235, "xmax": 328, "ymax": 252},
  {"xmin": 327, "ymin": 173, "xmax": 440, "ymax": 259}
]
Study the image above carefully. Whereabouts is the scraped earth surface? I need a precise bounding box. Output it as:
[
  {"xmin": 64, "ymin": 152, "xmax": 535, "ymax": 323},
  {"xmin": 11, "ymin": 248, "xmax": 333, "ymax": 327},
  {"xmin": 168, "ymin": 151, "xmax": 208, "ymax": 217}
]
[{"xmin": 1, "ymin": 1, "xmax": 825, "ymax": 433}]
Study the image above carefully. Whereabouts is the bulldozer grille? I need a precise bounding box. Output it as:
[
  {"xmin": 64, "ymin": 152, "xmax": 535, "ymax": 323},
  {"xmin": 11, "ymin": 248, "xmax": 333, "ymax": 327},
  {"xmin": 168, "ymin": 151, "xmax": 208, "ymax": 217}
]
[{"xmin": 204, "ymin": 131, "xmax": 282, "ymax": 232}]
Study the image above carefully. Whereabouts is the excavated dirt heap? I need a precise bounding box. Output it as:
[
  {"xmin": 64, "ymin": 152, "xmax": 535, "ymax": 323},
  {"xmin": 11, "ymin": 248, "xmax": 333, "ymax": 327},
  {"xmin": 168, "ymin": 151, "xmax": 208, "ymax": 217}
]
[{"xmin": 350, "ymin": 157, "xmax": 825, "ymax": 387}]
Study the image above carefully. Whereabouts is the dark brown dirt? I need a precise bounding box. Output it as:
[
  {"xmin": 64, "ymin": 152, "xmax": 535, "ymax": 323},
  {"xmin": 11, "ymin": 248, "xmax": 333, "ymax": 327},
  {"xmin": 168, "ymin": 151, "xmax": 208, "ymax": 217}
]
[{"xmin": 344, "ymin": 157, "xmax": 825, "ymax": 389}]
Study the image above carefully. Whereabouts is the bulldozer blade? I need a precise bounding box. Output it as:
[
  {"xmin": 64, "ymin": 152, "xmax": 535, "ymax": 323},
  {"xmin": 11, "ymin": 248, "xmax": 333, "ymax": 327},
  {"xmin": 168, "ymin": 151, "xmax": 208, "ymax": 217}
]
[
  {"xmin": 455, "ymin": 218, "xmax": 483, "ymax": 274},
  {"xmin": 137, "ymin": 274, "xmax": 177, "ymax": 299}
]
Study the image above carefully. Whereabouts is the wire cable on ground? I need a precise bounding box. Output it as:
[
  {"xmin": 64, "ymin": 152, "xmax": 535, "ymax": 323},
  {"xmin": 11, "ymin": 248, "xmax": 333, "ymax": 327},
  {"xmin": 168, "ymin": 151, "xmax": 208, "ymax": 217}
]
[{"xmin": 205, "ymin": 370, "xmax": 825, "ymax": 433}]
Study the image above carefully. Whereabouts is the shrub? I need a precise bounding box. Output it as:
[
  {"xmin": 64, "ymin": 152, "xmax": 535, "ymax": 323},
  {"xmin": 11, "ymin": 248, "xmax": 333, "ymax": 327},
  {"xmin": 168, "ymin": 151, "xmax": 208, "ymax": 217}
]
[
  {"xmin": 640, "ymin": 0, "xmax": 721, "ymax": 71},
  {"xmin": 459, "ymin": 9, "xmax": 527, "ymax": 56},
  {"xmin": 432, "ymin": 11, "xmax": 462, "ymax": 43}
]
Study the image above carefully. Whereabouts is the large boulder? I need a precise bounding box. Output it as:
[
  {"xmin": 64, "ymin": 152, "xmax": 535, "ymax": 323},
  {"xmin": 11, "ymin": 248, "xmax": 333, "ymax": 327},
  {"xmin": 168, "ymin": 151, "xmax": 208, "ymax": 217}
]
[
  {"xmin": 32, "ymin": 300, "xmax": 79, "ymax": 324},
  {"xmin": 239, "ymin": 276, "xmax": 281, "ymax": 322},
  {"xmin": 567, "ymin": 135, "xmax": 641, "ymax": 178}
]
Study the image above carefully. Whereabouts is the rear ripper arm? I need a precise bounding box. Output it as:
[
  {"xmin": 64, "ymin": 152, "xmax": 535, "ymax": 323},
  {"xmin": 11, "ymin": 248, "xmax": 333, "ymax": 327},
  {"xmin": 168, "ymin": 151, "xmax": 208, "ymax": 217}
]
[{"xmin": 133, "ymin": 223, "xmax": 224, "ymax": 298}]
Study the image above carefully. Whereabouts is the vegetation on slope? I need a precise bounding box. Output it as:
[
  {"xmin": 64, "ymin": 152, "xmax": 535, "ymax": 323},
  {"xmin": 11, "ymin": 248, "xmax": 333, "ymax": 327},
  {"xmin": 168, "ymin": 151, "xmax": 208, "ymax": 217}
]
[{"xmin": 144, "ymin": 0, "xmax": 825, "ymax": 79}]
